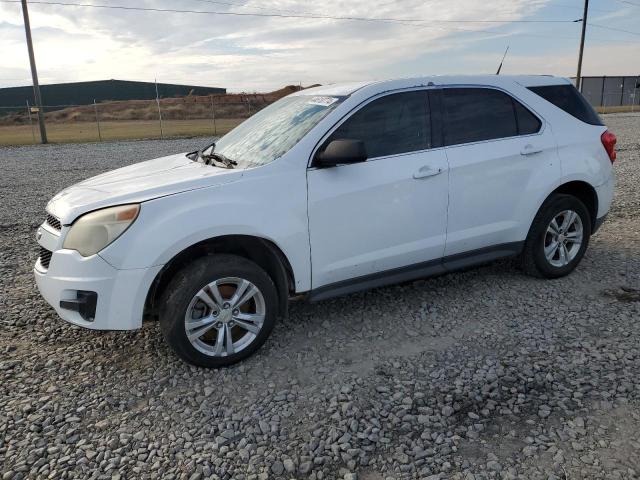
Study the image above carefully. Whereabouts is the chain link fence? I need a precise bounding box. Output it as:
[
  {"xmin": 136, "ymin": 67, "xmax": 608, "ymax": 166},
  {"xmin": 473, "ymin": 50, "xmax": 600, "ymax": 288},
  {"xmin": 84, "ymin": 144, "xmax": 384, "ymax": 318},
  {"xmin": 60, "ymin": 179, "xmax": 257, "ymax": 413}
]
[{"xmin": 0, "ymin": 93, "xmax": 282, "ymax": 145}]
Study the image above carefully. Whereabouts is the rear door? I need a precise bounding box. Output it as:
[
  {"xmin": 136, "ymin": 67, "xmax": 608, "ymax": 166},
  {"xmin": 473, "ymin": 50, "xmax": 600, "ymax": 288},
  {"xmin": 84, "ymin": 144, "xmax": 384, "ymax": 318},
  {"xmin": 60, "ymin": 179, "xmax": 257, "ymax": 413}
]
[
  {"xmin": 441, "ymin": 87, "xmax": 560, "ymax": 256},
  {"xmin": 307, "ymin": 89, "xmax": 450, "ymax": 289}
]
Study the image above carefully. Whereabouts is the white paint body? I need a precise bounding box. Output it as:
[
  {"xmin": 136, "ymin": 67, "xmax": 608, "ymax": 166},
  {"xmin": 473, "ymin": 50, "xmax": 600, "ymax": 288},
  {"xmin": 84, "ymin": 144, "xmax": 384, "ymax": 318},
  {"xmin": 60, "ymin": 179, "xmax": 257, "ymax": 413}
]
[{"xmin": 34, "ymin": 75, "xmax": 615, "ymax": 330}]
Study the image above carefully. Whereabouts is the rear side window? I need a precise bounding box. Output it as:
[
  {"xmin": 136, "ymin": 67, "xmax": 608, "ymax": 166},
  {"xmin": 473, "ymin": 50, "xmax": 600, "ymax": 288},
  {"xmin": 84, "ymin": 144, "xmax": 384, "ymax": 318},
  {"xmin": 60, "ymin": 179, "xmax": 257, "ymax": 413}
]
[
  {"xmin": 443, "ymin": 88, "xmax": 540, "ymax": 146},
  {"xmin": 527, "ymin": 84, "xmax": 603, "ymax": 126},
  {"xmin": 328, "ymin": 90, "xmax": 431, "ymax": 158}
]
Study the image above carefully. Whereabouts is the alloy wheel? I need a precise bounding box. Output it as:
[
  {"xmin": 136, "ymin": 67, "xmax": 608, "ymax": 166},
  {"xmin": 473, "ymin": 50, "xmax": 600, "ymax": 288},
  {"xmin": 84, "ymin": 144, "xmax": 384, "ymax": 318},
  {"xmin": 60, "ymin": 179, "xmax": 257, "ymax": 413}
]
[
  {"xmin": 544, "ymin": 209, "xmax": 584, "ymax": 268},
  {"xmin": 184, "ymin": 277, "xmax": 266, "ymax": 357}
]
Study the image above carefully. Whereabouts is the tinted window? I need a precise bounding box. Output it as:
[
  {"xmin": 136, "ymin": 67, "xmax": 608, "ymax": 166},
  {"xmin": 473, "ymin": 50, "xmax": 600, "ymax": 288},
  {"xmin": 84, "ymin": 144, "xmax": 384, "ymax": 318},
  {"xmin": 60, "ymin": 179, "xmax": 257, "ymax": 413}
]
[
  {"xmin": 327, "ymin": 91, "xmax": 430, "ymax": 158},
  {"xmin": 514, "ymin": 101, "xmax": 542, "ymax": 135},
  {"xmin": 527, "ymin": 85, "xmax": 603, "ymax": 126},
  {"xmin": 443, "ymin": 88, "xmax": 517, "ymax": 146},
  {"xmin": 443, "ymin": 88, "xmax": 542, "ymax": 145}
]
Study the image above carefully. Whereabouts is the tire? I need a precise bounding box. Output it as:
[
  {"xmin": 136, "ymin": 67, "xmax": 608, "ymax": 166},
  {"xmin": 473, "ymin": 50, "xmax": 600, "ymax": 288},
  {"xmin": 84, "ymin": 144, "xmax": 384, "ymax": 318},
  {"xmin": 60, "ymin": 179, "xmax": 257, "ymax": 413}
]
[
  {"xmin": 520, "ymin": 194, "xmax": 592, "ymax": 279},
  {"xmin": 159, "ymin": 254, "xmax": 278, "ymax": 368}
]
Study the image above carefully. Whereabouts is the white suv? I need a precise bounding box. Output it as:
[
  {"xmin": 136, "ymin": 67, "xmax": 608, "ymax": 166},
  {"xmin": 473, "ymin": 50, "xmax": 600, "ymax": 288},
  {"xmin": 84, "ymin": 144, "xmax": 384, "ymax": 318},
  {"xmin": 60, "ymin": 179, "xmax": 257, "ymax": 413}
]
[{"xmin": 34, "ymin": 75, "xmax": 616, "ymax": 367}]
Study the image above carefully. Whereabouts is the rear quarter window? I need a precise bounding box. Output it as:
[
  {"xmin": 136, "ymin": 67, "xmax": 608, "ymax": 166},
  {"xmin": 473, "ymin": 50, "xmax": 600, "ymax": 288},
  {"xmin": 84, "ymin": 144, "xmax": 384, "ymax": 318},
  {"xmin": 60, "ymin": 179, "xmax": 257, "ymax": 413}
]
[
  {"xmin": 527, "ymin": 84, "xmax": 603, "ymax": 126},
  {"xmin": 513, "ymin": 101, "xmax": 542, "ymax": 135}
]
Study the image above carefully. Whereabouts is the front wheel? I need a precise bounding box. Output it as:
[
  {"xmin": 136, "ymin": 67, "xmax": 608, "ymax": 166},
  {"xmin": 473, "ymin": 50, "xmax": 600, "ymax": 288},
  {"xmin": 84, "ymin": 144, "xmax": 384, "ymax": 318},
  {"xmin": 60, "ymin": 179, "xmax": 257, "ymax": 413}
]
[
  {"xmin": 521, "ymin": 194, "xmax": 592, "ymax": 278},
  {"xmin": 159, "ymin": 254, "xmax": 278, "ymax": 367}
]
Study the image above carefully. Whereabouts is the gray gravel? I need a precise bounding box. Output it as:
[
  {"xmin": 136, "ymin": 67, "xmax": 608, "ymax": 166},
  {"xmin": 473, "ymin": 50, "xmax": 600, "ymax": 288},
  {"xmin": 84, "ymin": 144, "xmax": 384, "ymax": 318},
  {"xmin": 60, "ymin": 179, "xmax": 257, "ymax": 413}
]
[{"xmin": 1, "ymin": 117, "xmax": 639, "ymax": 480}]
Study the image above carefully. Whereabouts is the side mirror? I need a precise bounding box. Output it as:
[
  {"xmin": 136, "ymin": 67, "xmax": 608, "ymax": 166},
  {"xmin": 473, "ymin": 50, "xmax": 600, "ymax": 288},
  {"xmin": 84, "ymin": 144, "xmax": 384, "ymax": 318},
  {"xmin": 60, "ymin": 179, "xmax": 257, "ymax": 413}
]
[{"xmin": 314, "ymin": 139, "xmax": 367, "ymax": 167}]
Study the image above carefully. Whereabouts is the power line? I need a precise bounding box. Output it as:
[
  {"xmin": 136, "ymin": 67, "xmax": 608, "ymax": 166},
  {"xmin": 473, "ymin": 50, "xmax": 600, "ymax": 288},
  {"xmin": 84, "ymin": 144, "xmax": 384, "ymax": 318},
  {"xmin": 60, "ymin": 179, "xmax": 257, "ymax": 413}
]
[
  {"xmin": 0, "ymin": 0, "xmax": 581, "ymax": 25},
  {"xmin": 194, "ymin": 2, "xmax": 587, "ymax": 43},
  {"xmin": 185, "ymin": 0, "xmax": 320, "ymax": 16},
  {"xmin": 0, "ymin": 0, "xmax": 594, "ymax": 46},
  {"xmin": 548, "ymin": 3, "xmax": 616, "ymax": 13},
  {"xmin": 186, "ymin": 0, "xmax": 582, "ymax": 23},
  {"xmin": 610, "ymin": 0, "xmax": 640, "ymax": 7},
  {"xmin": 189, "ymin": 0, "xmax": 587, "ymax": 42},
  {"xmin": 588, "ymin": 22, "xmax": 640, "ymax": 36},
  {"xmin": 433, "ymin": 22, "xmax": 579, "ymax": 41},
  {"xmin": 3, "ymin": 0, "xmax": 617, "ymax": 46}
]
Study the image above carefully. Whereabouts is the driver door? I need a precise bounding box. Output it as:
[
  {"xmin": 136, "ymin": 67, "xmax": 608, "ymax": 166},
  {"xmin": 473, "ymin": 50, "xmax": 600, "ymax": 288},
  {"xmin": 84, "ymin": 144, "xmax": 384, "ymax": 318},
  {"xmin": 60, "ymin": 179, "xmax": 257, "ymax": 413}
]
[{"xmin": 306, "ymin": 89, "xmax": 450, "ymax": 291}]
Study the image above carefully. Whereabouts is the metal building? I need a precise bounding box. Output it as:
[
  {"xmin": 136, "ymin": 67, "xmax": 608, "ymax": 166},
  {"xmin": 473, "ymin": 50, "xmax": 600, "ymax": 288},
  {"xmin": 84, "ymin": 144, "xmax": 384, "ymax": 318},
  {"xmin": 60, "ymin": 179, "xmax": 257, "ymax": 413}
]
[
  {"xmin": 577, "ymin": 76, "xmax": 640, "ymax": 108},
  {"xmin": 0, "ymin": 79, "xmax": 226, "ymax": 111}
]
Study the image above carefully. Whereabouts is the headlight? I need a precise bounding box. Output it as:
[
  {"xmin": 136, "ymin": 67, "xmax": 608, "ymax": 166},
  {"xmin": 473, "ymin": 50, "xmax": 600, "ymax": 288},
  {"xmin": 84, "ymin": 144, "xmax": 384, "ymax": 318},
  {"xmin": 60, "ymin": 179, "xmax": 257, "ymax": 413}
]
[{"xmin": 63, "ymin": 204, "xmax": 140, "ymax": 256}]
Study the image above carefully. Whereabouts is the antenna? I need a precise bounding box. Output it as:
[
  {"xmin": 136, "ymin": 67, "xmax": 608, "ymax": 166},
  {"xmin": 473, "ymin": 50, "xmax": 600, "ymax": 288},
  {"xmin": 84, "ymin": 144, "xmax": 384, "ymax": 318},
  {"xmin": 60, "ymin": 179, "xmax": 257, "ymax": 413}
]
[{"xmin": 496, "ymin": 45, "xmax": 510, "ymax": 75}]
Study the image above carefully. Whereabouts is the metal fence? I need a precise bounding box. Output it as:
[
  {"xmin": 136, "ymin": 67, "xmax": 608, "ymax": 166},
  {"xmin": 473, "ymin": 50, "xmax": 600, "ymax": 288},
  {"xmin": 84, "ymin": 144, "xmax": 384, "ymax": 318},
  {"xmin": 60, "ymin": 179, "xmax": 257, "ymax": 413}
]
[
  {"xmin": 0, "ymin": 93, "xmax": 279, "ymax": 145},
  {"xmin": 577, "ymin": 76, "xmax": 640, "ymax": 112}
]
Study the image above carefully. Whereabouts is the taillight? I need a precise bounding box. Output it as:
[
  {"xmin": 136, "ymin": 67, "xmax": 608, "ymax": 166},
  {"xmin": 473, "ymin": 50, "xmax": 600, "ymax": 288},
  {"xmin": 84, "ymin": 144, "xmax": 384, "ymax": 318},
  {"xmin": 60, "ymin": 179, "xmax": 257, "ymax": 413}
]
[{"xmin": 601, "ymin": 130, "xmax": 617, "ymax": 163}]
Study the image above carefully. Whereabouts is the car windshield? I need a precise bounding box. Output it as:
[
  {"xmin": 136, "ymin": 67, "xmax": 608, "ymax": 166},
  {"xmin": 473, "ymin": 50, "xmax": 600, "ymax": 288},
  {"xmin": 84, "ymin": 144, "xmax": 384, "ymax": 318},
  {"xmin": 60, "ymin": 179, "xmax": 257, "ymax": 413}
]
[{"xmin": 212, "ymin": 94, "xmax": 345, "ymax": 168}]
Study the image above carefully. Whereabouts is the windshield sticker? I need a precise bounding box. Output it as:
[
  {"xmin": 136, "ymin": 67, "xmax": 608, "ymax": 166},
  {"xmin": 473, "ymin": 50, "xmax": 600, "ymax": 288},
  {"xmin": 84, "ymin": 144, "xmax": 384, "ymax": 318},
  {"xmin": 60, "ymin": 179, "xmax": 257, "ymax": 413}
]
[{"xmin": 307, "ymin": 96, "xmax": 339, "ymax": 107}]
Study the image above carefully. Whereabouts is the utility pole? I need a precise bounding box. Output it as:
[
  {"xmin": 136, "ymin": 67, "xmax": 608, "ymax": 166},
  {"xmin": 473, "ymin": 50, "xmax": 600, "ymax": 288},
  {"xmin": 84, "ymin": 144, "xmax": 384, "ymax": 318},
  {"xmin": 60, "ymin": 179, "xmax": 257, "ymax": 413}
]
[
  {"xmin": 155, "ymin": 79, "xmax": 164, "ymax": 139},
  {"xmin": 21, "ymin": 0, "xmax": 47, "ymax": 144},
  {"xmin": 575, "ymin": 0, "xmax": 589, "ymax": 92}
]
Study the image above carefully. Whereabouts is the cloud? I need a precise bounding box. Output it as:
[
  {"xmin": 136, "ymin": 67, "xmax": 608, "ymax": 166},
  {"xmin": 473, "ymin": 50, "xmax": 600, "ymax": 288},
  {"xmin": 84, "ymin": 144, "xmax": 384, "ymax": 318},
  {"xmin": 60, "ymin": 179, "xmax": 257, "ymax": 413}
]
[{"xmin": 1, "ymin": 0, "xmax": 637, "ymax": 92}]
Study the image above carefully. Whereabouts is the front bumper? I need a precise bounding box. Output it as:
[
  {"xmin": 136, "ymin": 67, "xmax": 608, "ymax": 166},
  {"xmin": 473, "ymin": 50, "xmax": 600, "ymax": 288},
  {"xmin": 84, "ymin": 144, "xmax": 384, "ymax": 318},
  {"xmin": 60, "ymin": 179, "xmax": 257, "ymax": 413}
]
[{"xmin": 34, "ymin": 228, "xmax": 162, "ymax": 330}]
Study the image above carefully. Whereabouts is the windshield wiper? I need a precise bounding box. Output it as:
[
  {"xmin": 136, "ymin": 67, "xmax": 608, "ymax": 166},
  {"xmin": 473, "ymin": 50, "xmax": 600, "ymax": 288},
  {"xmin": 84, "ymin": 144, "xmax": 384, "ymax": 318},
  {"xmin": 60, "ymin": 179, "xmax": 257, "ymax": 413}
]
[
  {"xmin": 186, "ymin": 141, "xmax": 237, "ymax": 169},
  {"xmin": 206, "ymin": 152, "xmax": 237, "ymax": 169},
  {"xmin": 186, "ymin": 140, "xmax": 215, "ymax": 163}
]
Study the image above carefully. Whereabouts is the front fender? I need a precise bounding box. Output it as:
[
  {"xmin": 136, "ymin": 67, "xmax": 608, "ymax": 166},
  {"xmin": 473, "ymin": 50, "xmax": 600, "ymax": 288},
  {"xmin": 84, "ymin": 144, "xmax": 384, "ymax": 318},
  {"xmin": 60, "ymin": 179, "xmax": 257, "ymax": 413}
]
[{"xmin": 99, "ymin": 169, "xmax": 311, "ymax": 292}]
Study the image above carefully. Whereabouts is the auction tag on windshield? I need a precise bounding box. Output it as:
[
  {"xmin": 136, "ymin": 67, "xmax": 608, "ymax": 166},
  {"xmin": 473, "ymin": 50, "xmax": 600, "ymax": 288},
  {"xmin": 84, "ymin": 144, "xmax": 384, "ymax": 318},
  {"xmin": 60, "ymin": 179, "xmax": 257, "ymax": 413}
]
[{"xmin": 307, "ymin": 96, "xmax": 338, "ymax": 107}]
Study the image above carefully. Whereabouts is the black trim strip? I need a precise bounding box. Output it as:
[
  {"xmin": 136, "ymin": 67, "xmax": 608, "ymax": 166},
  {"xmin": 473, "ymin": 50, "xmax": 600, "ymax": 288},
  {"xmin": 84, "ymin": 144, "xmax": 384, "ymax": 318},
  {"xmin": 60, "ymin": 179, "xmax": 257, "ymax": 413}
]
[
  {"xmin": 308, "ymin": 241, "xmax": 524, "ymax": 302},
  {"xmin": 60, "ymin": 291, "xmax": 97, "ymax": 321},
  {"xmin": 428, "ymin": 89, "xmax": 444, "ymax": 149},
  {"xmin": 442, "ymin": 242, "xmax": 524, "ymax": 271}
]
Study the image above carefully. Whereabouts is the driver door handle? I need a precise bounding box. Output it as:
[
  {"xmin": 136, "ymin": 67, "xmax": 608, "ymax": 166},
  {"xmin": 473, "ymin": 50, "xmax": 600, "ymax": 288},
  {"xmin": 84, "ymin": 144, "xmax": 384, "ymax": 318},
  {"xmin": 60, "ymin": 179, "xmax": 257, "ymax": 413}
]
[{"xmin": 413, "ymin": 166, "xmax": 443, "ymax": 179}]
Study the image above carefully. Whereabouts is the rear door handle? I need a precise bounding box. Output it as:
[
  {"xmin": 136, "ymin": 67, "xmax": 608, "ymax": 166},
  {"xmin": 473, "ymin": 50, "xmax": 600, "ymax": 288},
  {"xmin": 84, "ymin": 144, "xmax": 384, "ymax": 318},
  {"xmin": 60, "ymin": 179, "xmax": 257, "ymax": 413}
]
[
  {"xmin": 521, "ymin": 144, "xmax": 543, "ymax": 156},
  {"xmin": 413, "ymin": 166, "xmax": 443, "ymax": 179}
]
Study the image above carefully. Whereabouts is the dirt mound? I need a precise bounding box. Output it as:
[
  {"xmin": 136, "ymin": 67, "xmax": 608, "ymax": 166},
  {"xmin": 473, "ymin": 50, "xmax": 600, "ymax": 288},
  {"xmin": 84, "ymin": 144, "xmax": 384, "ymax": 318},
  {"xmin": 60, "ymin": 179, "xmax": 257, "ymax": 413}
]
[{"xmin": 0, "ymin": 85, "xmax": 311, "ymax": 125}]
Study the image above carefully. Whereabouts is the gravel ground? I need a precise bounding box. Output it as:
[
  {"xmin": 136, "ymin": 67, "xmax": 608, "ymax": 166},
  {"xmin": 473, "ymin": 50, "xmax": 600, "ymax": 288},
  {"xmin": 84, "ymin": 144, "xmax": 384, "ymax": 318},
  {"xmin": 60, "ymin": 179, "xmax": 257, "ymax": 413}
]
[{"xmin": 1, "ymin": 116, "xmax": 639, "ymax": 480}]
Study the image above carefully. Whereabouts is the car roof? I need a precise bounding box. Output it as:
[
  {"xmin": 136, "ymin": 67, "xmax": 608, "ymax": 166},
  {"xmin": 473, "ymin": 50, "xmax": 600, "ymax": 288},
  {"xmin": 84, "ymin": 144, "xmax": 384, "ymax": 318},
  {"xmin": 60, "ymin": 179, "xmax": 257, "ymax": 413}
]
[{"xmin": 294, "ymin": 75, "xmax": 571, "ymax": 97}]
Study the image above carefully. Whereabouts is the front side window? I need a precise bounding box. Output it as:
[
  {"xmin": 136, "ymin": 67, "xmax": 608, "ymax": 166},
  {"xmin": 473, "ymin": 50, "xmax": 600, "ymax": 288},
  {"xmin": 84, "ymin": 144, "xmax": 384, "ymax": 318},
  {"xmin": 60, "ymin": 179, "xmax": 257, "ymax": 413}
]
[
  {"xmin": 443, "ymin": 88, "xmax": 541, "ymax": 146},
  {"xmin": 214, "ymin": 95, "xmax": 345, "ymax": 168},
  {"xmin": 326, "ymin": 90, "xmax": 431, "ymax": 159}
]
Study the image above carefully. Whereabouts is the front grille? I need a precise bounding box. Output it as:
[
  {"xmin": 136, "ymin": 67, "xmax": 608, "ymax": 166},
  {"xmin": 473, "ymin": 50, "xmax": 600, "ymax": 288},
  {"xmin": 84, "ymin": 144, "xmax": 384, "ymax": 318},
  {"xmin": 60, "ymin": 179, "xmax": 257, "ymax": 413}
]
[
  {"xmin": 46, "ymin": 214, "xmax": 61, "ymax": 230},
  {"xmin": 39, "ymin": 246, "xmax": 52, "ymax": 269}
]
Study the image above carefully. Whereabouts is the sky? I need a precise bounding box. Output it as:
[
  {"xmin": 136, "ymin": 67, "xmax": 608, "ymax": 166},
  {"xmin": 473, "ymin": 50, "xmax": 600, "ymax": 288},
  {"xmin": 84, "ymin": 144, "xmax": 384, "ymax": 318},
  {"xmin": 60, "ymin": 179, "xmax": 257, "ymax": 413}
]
[{"xmin": 1, "ymin": 0, "xmax": 639, "ymax": 93}]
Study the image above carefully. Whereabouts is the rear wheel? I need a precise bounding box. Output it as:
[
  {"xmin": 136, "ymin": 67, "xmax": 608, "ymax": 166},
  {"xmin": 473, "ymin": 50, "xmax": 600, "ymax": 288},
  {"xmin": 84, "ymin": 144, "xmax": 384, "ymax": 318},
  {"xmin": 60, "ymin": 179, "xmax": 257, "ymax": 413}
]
[
  {"xmin": 159, "ymin": 254, "xmax": 278, "ymax": 367},
  {"xmin": 521, "ymin": 194, "xmax": 591, "ymax": 278}
]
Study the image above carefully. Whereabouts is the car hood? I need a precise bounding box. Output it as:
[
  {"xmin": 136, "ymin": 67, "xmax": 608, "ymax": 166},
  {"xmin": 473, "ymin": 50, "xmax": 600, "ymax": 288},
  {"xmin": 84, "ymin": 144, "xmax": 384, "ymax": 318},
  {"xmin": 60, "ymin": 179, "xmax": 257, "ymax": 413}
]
[{"xmin": 47, "ymin": 153, "xmax": 243, "ymax": 224}]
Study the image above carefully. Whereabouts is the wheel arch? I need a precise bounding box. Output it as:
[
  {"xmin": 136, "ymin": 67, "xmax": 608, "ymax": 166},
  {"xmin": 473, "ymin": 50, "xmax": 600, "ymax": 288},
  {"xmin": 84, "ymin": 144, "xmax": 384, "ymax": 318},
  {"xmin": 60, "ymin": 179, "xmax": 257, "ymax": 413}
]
[
  {"xmin": 144, "ymin": 235, "xmax": 295, "ymax": 321},
  {"xmin": 548, "ymin": 180, "xmax": 598, "ymax": 232}
]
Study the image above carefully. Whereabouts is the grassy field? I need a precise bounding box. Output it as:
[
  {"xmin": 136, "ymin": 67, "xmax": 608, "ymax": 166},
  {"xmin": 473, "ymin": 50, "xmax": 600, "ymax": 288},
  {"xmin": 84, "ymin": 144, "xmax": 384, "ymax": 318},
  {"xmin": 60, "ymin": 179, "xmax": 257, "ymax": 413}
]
[{"xmin": 0, "ymin": 118, "xmax": 244, "ymax": 146}]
